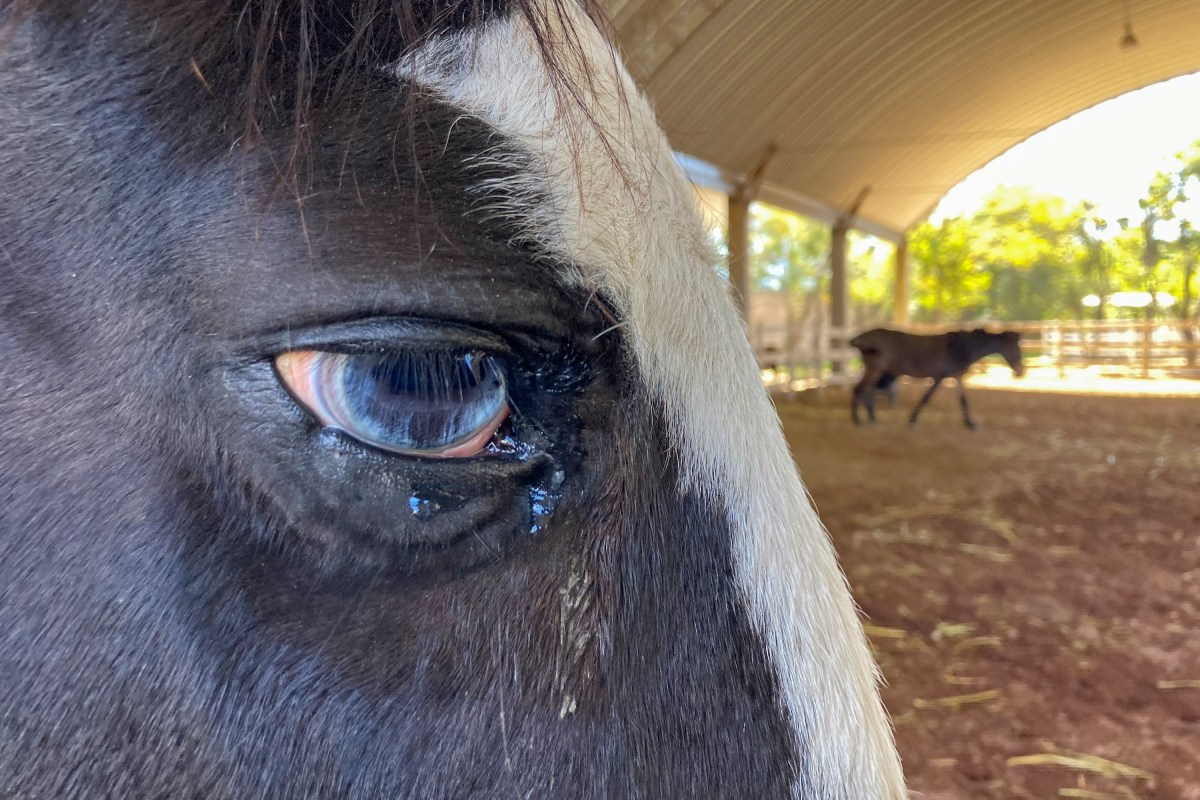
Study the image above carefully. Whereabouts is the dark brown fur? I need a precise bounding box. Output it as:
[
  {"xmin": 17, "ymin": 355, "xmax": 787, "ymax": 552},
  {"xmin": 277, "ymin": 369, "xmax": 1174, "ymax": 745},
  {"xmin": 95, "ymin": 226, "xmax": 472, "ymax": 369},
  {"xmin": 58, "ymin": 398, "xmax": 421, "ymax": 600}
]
[{"xmin": 850, "ymin": 327, "xmax": 1025, "ymax": 429}]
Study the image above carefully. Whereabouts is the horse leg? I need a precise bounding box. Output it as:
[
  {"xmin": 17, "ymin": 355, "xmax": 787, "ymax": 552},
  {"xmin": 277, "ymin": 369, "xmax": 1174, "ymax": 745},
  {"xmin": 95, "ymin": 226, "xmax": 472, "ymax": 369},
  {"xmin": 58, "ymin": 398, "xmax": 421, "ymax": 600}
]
[
  {"xmin": 908, "ymin": 378, "xmax": 942, "ymax": 426},
  {"xmin": 957, "ymin": 379, "xmax": 977, "ymax": 430},
  {"xmin": 853, "ymin": 366, "xmax": 884, "ymax": 425},
  {"xmin": 851, "ymin": 378, "xmax": 866, "ymax": 425}
]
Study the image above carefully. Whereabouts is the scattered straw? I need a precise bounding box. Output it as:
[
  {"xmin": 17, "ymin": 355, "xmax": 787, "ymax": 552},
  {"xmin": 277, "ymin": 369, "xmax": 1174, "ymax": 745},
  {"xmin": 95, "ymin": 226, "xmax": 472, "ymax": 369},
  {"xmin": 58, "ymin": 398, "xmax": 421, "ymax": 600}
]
[
  {"xmin": 1008, "ymin": 753, "xmax": 1153, "ymax": 781},
  {"xmin": 953, "ymin": 635, "xmax": 1003, "ymax": 653},
  {"xmin": 943, "ymin": 664, "xmax": 989, "ymax": 687},
  {"xmin": 931, "ymin": 621, "xmax": 976, "ymax": 641},
  {"xmin": 864, "ymin": 625, "xmax": 908, "ymax": 640},
  {"xmin": 1057, "ymin": 790, "xmax": 1121, "ymax": 799},
  {"xmin": 913, "ymin": 689, "xmax": 1000, "ymax": 710},
  {"xmin": 1157, "ymin": 679, "xmax": 1200, "ymax": 690},
  {"xmin": 967, "ymin": 509, "xmax": 1021, "ymax": 544},
  {"xmin": 958, "ymin": 543, "xmax": 1014, "ymax": 563}
]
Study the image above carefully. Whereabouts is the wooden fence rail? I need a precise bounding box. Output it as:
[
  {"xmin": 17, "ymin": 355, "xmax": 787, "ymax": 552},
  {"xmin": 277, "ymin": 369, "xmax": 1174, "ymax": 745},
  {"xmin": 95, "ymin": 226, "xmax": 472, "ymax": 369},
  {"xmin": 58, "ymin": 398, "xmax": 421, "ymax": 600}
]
[
  {"xmin": 908, "ymin": 320, "xmax": 1200, "ymax": 378},
  {"xmin": 751, "ymin": 319, "xmax": 1200, "ymax": 389}
]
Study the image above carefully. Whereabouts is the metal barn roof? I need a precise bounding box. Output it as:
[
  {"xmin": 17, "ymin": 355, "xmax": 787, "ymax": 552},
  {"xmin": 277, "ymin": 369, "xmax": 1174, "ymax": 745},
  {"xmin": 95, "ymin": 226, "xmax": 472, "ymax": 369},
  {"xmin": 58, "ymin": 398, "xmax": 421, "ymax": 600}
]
[{"xmin": 602, "ymin": 0, "xmax": 1200, "ymax": 237}]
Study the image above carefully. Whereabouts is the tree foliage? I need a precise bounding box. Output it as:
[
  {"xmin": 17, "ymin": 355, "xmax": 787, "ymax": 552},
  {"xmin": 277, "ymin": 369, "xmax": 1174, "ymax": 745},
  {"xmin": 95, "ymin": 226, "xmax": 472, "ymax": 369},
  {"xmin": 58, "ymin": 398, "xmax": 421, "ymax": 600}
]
[
  {"xmin": 736, "ymin": 138, "xmax": 1200, "ymax": 326},
  {"xmin": 904, "ymin": 140, "xmax": 1200, "ymax": 323},
  {"xmin": 1140, "ymin": 141, "xmax": 1200, "ymax": 322},
  {"xmin": 908, "ymin": 216, "xmax": 986, "ymax": 322},
  {"xmin": 749, "ymin": 202, "xmax": 829, "ymax": 295}
]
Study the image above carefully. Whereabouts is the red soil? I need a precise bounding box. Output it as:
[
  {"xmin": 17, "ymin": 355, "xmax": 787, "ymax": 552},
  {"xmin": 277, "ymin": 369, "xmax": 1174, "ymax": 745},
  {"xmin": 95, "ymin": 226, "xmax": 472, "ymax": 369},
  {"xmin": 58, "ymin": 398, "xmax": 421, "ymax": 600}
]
[{"xmin": 779, "ymin": 386, "xmax": 1200, "ymax": 799}]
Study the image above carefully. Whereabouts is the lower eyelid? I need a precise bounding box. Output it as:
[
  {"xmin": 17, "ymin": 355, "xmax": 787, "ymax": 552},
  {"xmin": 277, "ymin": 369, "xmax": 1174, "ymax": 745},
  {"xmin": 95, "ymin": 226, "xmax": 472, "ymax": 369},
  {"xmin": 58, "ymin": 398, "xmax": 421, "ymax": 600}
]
[{"xmin": 435, "ymin": 403, "xmax": 510, "ymax": 459}]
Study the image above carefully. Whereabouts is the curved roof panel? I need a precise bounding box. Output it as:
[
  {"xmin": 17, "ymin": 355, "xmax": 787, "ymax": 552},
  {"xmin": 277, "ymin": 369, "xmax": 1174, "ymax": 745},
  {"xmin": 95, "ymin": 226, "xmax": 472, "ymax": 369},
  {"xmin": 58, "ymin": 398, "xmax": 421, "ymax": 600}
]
[{"xmin": 602, "ymin": 0, "xmax": 1200, "ymax": 234}]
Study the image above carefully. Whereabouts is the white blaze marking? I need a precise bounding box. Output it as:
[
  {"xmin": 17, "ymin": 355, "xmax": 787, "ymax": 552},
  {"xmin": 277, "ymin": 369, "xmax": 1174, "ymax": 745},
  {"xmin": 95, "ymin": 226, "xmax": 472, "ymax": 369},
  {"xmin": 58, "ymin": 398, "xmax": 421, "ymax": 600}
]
[{"xmin": 400, "ymin": 4, "xmax": 905, "ymax": 798}]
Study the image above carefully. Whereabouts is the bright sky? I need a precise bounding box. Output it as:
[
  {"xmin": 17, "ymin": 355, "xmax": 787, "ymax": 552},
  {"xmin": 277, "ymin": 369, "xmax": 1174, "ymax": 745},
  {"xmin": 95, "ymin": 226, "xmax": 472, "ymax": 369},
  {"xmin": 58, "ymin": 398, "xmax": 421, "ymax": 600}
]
[{"xmin": 931, "ymin": 70, "xmax": 1200, "ymax": 228}]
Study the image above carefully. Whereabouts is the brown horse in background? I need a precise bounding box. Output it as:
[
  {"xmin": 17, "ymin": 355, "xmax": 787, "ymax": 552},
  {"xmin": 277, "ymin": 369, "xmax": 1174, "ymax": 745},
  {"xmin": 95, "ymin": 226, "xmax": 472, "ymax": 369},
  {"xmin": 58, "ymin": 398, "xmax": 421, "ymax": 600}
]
[{"xmin": 851, "ymin": 328, "xmax": 1025, "ymax": 429}]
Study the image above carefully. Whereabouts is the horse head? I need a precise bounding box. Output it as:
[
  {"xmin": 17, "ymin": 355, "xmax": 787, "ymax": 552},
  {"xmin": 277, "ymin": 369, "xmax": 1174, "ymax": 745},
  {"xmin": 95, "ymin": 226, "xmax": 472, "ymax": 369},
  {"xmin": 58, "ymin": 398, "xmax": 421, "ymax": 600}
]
[
  {"xmin": 998, "ymin": 330, "xmax": 1026, "ymax": 376},
  {"xmin": 0, "ymin": 1, "xmax": 903, "ymax": 796}
]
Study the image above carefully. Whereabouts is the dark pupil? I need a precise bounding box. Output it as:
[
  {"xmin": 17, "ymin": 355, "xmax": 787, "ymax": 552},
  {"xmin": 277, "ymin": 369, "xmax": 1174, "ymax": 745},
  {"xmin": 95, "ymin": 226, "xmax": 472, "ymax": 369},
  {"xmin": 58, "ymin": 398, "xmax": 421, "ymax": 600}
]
[{"xmin": 338, "ymin": 351, "xmax": 505, "ymax": 450}]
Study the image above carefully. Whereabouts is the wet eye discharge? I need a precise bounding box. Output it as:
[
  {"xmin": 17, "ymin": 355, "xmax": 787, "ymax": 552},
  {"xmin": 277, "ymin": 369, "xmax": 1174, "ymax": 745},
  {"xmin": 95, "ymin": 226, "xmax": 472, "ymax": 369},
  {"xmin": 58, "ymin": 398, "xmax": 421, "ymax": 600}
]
[{"xmin": 276, "ymin": 349, "xmax": 509, "ymax": 458}]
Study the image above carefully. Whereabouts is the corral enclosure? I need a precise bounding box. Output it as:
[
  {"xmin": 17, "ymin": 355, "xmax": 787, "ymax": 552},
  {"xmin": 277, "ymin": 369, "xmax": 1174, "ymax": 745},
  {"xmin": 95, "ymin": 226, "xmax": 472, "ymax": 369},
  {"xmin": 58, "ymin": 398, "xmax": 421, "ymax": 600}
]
[{"xmin": 780, "ymin": 386, "xmax": 1200, "ymax": 799}]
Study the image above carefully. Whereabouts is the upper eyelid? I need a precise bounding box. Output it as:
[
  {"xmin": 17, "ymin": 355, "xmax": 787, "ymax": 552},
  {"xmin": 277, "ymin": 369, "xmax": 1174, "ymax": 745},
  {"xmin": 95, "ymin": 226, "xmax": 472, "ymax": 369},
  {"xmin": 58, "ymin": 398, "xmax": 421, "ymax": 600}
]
[{"xmin": 237, "ymin": 317, "xmax": 516, "ymax": 360}]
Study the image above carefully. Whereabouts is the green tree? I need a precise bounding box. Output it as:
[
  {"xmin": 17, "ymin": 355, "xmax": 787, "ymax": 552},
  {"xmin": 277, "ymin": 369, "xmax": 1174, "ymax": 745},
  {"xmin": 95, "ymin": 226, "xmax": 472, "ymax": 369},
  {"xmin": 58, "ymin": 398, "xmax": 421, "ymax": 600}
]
[
  {"xmin": 969, "ymin": 187, "xmax": 1093, "ymax": 320},
  {"xmin": 848, "ymin": 232, "xmax": 895, "ymax": 327},
  {"xmin": 746, "ymin": 203, "xmax": 832, "ymax": 356},
  {"xmin": 1141, "ymin": 140, "xmax": 1200, "ymax": 361},
  {"xmin": 1143, "ymin": 144, "xmax": 1200, "ymax": 311},
  {"xmin": 1074, "ymin": 205, "xmax": 1116, "ymax": 319},
  {"xmin": 911, "ymin": 186, "xmax": 1116, "ymax": 322},
  {"xmin": 749, "ymin": 203, "xmax": 830, "ymax": 294},
  {"xmin": 908, "ymin": 215, "xmax": 987, "ymax": 322}
]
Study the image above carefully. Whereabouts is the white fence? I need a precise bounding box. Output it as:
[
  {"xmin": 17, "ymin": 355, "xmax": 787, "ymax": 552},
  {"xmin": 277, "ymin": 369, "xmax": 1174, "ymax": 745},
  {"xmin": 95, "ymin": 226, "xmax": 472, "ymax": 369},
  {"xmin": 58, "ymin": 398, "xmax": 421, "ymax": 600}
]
[{"xmin": 751, "ymin": 318, "xmax": 1200, "ymax": 391}]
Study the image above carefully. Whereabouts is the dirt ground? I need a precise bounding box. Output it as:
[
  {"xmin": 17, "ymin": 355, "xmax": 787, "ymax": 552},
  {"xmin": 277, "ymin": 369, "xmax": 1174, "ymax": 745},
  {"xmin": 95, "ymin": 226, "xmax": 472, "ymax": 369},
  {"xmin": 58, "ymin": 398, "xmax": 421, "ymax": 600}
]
[{"xmin": 777, "ymin": 385, "xmax": 1200, "ymax": 800}]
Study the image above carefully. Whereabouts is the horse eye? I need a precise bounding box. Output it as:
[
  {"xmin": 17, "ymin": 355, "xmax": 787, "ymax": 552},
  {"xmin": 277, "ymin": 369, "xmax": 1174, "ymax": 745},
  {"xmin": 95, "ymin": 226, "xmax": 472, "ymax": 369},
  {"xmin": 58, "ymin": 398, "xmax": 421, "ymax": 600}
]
[{"xmin": 275, "ymin": 349, "xmax": 509, "ymax": 458}]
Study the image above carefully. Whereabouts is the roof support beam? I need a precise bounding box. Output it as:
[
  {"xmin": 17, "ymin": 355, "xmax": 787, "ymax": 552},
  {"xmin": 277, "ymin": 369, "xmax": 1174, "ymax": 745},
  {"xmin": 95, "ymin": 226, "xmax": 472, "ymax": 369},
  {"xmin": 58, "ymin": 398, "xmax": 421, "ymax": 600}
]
[
  {"xmin": 727, "ymin": 192, "xmax": 751, "ymax": 320},
  {"xmin": 830, "ymin": 219, "xmax": 850, "ymax": 375},
  {"xmin": 676, "ymin": 153, "xmax": 906, "ymax": 244},
  {"xmin": 724, "ymin": 144, "xmax": 778, "ymax": 320}
]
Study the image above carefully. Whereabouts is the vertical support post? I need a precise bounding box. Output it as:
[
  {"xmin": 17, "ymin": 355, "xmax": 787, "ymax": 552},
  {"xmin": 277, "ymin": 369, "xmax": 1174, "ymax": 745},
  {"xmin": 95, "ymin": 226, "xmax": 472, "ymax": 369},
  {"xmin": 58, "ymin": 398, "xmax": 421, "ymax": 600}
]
[
  {"xmin": 892, "ymin": 235, "xmax": 910, "ymax": 327},
  {"xmin": 1056, "ymin": 321, "xmax": 1067, "ymax": 378},
  {"xmin": 727, "ymin": 190, "xmax": 751, "ymax": 321},
  {"xmin": 1142, "ymin": 316, "xmax": 1153, "ymax": 378},
  {"xmin": 829, "ymin": 220, "xmax": 850, "ymax": 375},
  {"xmin": 1187, "ymin": 320, "xmax": 1198, "ymax": 369}
]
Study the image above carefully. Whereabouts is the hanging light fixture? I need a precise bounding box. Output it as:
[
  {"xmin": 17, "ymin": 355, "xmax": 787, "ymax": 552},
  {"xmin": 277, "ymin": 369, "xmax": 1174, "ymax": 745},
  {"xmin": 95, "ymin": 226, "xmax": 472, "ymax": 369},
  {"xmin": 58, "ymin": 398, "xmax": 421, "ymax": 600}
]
[
  {"xmin": 1120, "ymin": 1, "xmax": 1139, "ymax": 49},
  {"xmin": 1120, "ymin": 21, "xmax": 1139, "ymax": 49}
]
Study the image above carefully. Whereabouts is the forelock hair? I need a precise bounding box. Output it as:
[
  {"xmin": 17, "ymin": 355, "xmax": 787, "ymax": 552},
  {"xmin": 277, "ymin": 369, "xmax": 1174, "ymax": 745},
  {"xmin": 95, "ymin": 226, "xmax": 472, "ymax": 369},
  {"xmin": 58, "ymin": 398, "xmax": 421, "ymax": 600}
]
[
  {"xmin": 1, "ymin": 0, "xmax": 613, "ymax": 172},
  {"xmin": 220, "ymin": 0, "xmax": 611, "ymax": 144}
]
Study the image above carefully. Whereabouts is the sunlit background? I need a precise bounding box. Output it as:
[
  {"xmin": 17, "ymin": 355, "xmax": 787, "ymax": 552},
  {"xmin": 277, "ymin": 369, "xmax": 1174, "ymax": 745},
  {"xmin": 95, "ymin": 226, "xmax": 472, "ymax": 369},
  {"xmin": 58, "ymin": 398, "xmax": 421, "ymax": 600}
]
[
  {"xmin": 934, "ymin": 71, "xmax": 1200, "ymax": 230},
  {"xmin": 710, "ymin": 70, "xmax": 1200, "ymax": 398}
]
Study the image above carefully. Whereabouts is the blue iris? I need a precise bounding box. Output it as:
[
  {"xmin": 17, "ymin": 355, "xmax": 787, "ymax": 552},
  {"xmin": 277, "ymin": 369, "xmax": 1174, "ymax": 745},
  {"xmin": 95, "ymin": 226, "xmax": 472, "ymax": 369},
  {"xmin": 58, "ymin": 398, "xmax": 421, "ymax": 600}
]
[{"xmin": 309, "ymin": 350, "xmax": 507, "ymax": 455}]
